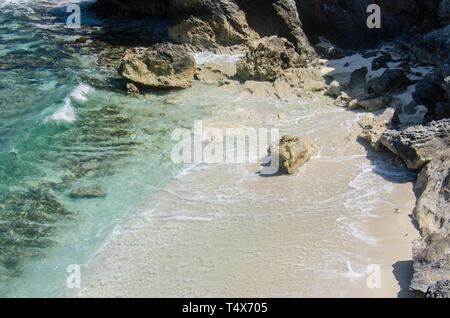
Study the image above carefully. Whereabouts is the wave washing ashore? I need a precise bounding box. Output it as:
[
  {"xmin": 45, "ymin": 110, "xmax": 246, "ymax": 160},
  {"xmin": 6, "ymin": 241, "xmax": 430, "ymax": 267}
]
[{"xmin": 1, "ymin": 0, "xmax": 449, "ymax": 298}]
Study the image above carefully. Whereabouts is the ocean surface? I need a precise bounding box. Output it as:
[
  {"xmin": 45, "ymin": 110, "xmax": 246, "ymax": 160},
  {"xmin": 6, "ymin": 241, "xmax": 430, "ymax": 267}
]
[{"xmin": 0, "ymin": 0, "xmax": 416, "ymax": 297}]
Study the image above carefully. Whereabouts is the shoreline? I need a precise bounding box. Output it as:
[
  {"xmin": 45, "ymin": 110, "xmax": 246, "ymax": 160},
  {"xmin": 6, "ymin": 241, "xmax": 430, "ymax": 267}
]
[{"xmin": 66, "ymin": 84, "xmax": 420, "ymax": 298}]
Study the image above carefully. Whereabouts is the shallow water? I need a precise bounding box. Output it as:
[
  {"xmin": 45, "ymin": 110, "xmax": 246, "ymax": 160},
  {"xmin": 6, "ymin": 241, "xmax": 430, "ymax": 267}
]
[{"xmin": 0, "ymin": 1, "xmax": 416, "ymax": 297}]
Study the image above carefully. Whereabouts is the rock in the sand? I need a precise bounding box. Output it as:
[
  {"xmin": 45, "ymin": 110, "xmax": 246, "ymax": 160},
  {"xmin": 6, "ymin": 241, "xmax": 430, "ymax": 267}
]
[
  {"xmin": 195, "ymin": 62, "xmax": 237, "ymax": 85},
  {"xmin": 69, "ymin": 186, "xmax": 106, "ymax": 199},
  {"xmin": 425, "ymin": 280, "xmax": 450, "ymax": 298},
  {"xmin": 325, "ymin": 80, "xmax": 342, "ymax": 98},
  {"xmin": 347, "ymin": 67, "xmax": 368, "ymax": 98},
  {"xmin": 334, "ymin": 92, "xmax": 353, "ymax": 108},
  {"xmin": 380, "ymin": 119, "xmax": 450, "ymax": 170},
  {"xmin": 269, "ymin": 135, "xmax": 317, "ymax": 174},
  {"xmin": 358, "ymin": 108, "xmax": 395, "ymax": 151},
  {"xmin": 236, "ymin": 36, "xmax": 306, "ymax": 82},
  {"xmin": 413, "ymin": 153, "xmax": 450, "ymax": 237},
  {"xmin": 411, "ymin": 233, "xmax": 450, "ymax": 295},
  {"xmin": 368, "ymin": 69, "xmax": 412, "ymax": 96},
  {"xmin": 118, "ymin": 43, "xmax": 196, "ymax": 89}
]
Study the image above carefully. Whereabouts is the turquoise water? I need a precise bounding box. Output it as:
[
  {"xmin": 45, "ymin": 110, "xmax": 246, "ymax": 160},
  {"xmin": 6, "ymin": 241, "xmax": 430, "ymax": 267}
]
[{"xmin": 0, "ymin": 0, "xmax": 198, "ymax": 297}]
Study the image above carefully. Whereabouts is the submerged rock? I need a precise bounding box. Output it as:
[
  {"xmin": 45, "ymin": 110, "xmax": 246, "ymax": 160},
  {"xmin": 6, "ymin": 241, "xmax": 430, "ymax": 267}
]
[
  {"xmin": 236, "ymin": 36, "xmax": 307, "ymax": 82},
  {"xmin": 269, "ymin": 135, "xmax": 317, "ymax": 174},
  {"xmin": 380, "ymin": 119, "xmax": 450, "ymax": 170},
  {"xmin": 118, "ymin": 43, "xmax": 196, "ymax": 89},
  {"xmin": 69, "ymin": 186, "xmax": 107, "ymax": 199}
]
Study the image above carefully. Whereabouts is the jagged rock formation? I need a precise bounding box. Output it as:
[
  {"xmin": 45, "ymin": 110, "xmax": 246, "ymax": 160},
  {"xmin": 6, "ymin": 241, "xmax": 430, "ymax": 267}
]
[
  {"xmin": 91, "ymin": 0, "xmax": 313, "ymax": 56},
  {"xmin": 236, "ymin": 36, "xmax": 306, "ymax": 81},
  {"xmin": 296, "ymin": 0, "xmax": 444, "ymax": 49},
  {"xmin": 118, "ymin": 43, "xmax": 196, "ymax": 89},
  {"xmin": 380, "ymin": 119, "xmax": 450, "ymax": 170}
]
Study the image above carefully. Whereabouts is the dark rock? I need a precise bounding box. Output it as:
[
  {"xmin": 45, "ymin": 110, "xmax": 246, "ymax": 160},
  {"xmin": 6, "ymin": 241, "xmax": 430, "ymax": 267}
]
[
  {"xmin": 347, "ymin": 67, "xmax": 368, "ymax": 97},
  {"xmin": 296, "ymin": 0, "xmax": 443, "ymax": 49},
  {"xmin": 371, "ymin": 53, "xmax": 392, "ymax": 71},
  {"xmin": 69, "ymin": 186, "xmax": 107, "ymax": 199},
  {"xmin": 438, "ymin": 0, "xmax": 450, "ymax": 24},
  {"xmin": 368, "ymin": 69, "xmax": 412, "ymax": 96},
  {"xmin": 425, "ymin": 280, "xmax": 450, "ymax": 298},
  {"xmin": 92, "ymin": 0, "xmax": 313, "ymax": 56},
  {"xmin": 411, "ymin": 233, "xmax": 450, "ymax": 294},
  {"xmin": 413, "ymin": 63, "xmax": 450, "ymax": 121}
]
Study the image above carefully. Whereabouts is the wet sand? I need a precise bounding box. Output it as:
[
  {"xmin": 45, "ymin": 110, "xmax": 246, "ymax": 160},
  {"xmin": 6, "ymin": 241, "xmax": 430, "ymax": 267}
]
[{"xmin": 67, "ymin": 89, "xmax": 420, "ymax": 298}]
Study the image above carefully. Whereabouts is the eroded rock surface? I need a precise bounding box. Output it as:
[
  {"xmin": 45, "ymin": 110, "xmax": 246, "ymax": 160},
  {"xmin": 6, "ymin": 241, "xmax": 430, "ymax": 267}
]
[
  {"xmin": 269, "ymin": 135, "xmax": 317, "ymax": 174},
  {"xmin": 118, "ymin": 43, "xmax": 196, "ymax": 89}
]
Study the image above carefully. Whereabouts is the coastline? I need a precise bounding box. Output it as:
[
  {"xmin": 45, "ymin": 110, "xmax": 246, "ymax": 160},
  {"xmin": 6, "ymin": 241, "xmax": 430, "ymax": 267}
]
[{"xmin": 67, "ymin": 85, "xmax": 420, "ymax": 298}]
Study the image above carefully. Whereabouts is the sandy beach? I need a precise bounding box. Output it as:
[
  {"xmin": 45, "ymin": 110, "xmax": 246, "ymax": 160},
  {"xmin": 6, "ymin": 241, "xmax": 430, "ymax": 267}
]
[{"xmin": 68, "ymin": 88, "xmax": 420, "ymax": 298}]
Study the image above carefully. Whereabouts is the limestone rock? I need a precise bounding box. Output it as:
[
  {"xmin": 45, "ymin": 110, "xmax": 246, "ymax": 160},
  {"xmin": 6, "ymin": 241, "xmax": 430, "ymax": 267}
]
[
  {"xmin": 126, "ymin": 83, "xmax": 139, "ymax": 96},
  {"xmin": 325, "ymin": 80, "xmax": 342, "ymax": 97},
  {"xmin": 358, "ymin": 108, "xmax": 395, "ymax": 151},
  {"xmin": 195, "ymin": 62, "xmax": 237, "ymax": 85},
  {"xmin": 118, "ymin": 43, "xmax": 196, "ymax": 89},
  {"xmin": 413, "ymin": 153, "xmax": 450, "ymax": 237},
  {"xmin": 380, "ymin": 119, "xmax": 450, "ymax": 170},
  {"xmin": 411, "ymin": 233, "xmax": 450, "ymax": 294},
  {"xmin": 269, "ymin": 135, "xmax": 317, "ymax": 174},
  {"xmin": 349, "ymin": 96, "xmax": 393, "ymax": 111},
  {"xmin": 236, "ymin": 36, "xmax": 307, "ymax": 82}
]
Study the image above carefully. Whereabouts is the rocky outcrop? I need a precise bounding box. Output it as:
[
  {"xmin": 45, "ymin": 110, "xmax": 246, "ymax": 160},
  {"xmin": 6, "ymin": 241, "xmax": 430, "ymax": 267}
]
[
  {"xmin": 411, "ymin": 233, "xmax": 450, "ymax": 295},
  {"xmin": 380, "ymin": 119, "xmax": 450, "ymax": 170},
  {"xmin": 297, "ymin": 0, "xmax": 444, "ymax": 49},
  {"xmin": 425, "ymin": 279, "xmax": 450, "ymax": 298},
  {"xmin": 118, "ymin": 43, "xmax": 196, "ymax": 89},
  {"xmin": 358, "ymin": 107, "xmax": 396, "ymax": 151},
  {"xmin": 269, "ymin": 135, "xmax": 317, "ymax": 174},
  {"xmin": 236, "ymin": 36, "xmax": 307, "ymax": 82},
  {"xmin": 91, "ymin": 0, "xmax": 313, "ymax": 55},
  {"xmin": 413, "ymin": 153, "xmax": 450, "ymax": 237}
]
